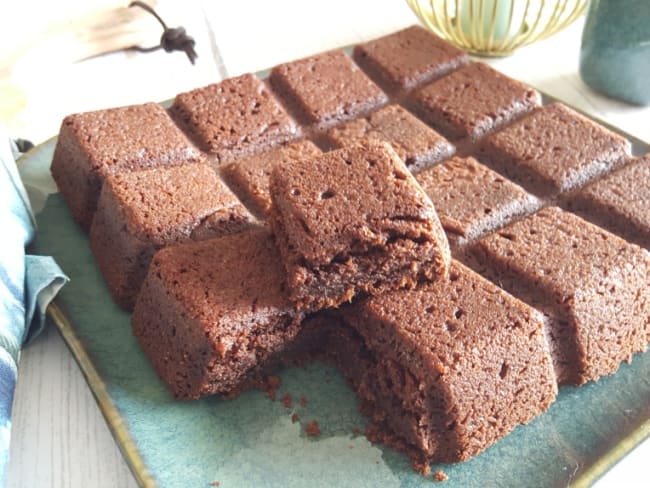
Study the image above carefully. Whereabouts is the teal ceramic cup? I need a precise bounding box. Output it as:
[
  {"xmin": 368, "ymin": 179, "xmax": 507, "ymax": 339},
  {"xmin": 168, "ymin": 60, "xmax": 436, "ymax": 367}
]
[{"xmin": 580, "ymin": 0, "xmax": 650, "ymax": 106}]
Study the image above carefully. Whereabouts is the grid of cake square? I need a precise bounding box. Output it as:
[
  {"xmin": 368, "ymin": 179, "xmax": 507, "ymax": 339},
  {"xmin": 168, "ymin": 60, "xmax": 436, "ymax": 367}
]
[{"xmin": 50, "ymin": 24, "xmax": 649, "ymax": 473}]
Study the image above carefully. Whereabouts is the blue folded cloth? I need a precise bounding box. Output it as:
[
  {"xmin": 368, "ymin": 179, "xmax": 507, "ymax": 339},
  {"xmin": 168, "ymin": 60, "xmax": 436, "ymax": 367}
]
[{"xmin": 0, "ymin": 128, "xmax": 68, "ymax": 485}]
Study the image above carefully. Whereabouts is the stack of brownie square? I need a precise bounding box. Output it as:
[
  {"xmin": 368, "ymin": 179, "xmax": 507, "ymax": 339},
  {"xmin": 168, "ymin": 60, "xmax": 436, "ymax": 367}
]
[{"xmin": 50, "ymin": 25, "xmax": 650, "ymax": 472}]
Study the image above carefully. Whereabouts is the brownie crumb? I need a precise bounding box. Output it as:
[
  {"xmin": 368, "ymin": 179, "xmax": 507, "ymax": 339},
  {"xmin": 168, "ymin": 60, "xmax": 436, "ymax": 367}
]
[
  {"xmin": 433, "ymin": 471, "xmax": 448, "ymax": 482},
  {"xmin": 291, "ymin": 413, "xmax": 300, "ymax": 423},
  {"xmin": 210, "ymin": 482, "xmax": 220, "ymax": 487},
  {"xmin": 352, "ymin": 426, "xmax": 363, "ymax": 436},
  {"xmin": 305, "ymin": 420, "xmax": 321, "ymax": 437},
  {"xmin": 259, "ymin": 375, "xmax": 281, "ymax": 401},
  {"xmin": 300, "ymin": 395, "xmax": 308, "ymax": 407},
  {"xmin": 348, "ymin": 444, "xmax": 354, "ymax": 449},
  {"xmin": 413, "ymin": 461, "xmax": 431, "ymax": 476},
  {"xmin": 282, "ymin": 393, "xmax": 293, "ymax": 408}
]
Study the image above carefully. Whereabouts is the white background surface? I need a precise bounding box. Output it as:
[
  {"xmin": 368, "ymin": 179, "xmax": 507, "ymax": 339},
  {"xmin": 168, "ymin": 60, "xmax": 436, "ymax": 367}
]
[{"xmin": 3, "ymin": 1, "xmax": 650, "ymax": 486}]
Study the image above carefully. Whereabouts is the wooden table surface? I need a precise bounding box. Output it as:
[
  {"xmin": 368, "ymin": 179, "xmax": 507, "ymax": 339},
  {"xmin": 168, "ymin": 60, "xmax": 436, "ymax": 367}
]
[{"xmin": 3, "ymin": 1, "xmax": 649, "ymax": 486}]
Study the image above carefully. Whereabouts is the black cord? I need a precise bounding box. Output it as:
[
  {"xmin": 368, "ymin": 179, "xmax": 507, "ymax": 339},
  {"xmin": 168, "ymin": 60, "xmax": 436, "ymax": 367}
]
[
  {"xmin": 13, "ymin": 139, "xmax": 34, "ymax": 154},
  {"xmin": 129, "ymin": 1, "xmax": 198, "ymax": 65}
]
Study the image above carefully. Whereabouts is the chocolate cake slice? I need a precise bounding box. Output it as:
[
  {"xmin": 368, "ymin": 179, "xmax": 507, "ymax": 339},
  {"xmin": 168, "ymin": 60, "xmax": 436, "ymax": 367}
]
[
  {"xmin": 51, "ymin": 102, "xmax": 202, "ymax": 230},
  {"xmin": 269, "ymin": 140, "xmax": 450, "ymax": 311},
  {"xmin": 353, "ymin": 25, "xmax": 469, "ymax": 94},
  {"xmin": 324, "ymin": 104, "xmax": 454, "ymax": 173},
  {"xmin": 90, "ymin": 164, "xmax": 255, "ymax": 310},
  {"xmin": 131, "ymin": 228, "xmax": 302, "ymax": 399},
  {"xmin": 410, "ymin": 62, "xmax": 540, "ymax": 143},
  {"xmin": 170, "ymin": 73, "xmax": 299, "ymax": 162},
  {"xmin": 566, "ymin": 153, "xmax": 650, "ymax": 250},
  {"xmin": 416, "ymin": 156, "xmax": 540, "ymax": 249},
  {"xmin": 477, "ymin": 103, "xmax": 631, "ymax": 197},
  {"xmin": 269, "ymin": 50, "xmax": 388, "ymax": 130},
  {"xmin": 222, "ymin": 139, "xmax": 322, "ymax": 218},
  {"xmin": 465, "ymin": 207, "xmax": 650, "ymax": 385},
  {"xmin": 339, "ymin": 261, "xmax": 557, "ymax": 467}
]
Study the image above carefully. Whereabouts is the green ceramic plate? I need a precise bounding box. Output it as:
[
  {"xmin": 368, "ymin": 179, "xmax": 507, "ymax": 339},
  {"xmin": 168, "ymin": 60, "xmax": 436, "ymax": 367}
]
[{"xmin": 20, "ymin": 131, "xmax": 650, "ymax": 488}]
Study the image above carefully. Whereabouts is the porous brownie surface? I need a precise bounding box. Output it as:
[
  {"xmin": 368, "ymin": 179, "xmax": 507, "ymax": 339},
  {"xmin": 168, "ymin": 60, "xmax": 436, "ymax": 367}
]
[
  {"xmin": 90, "ymin": 164, "xmax": 255, "ymax": 310},
  {"xmin": 410, "ymin": 62, "xmax": 540, "ymax": 143},
  {"xmin": 131, "ymin": 229, "xmax": 302, "ymax": 399},
  {"xmin": 341, "ymin": 261, "xmax": 557, "ymax": 465},
  {"xmin": 51, "ymin": 102, "xmax": 202, "ymax": 230},
  {"xmin": 416, "ymin": 156, "xmax": 540, "ymax": 248},
  {"xmin": 170, "ymin": 73, "xmax": 299, "ymax": 161},
  {"xmin": 567, "ymin": 153, "xmax": 650, "ymax": 249},
  {"xmin": 222, "ymin": 140, "xmax": 322, "ymax": 218},
  {"xmin": 477, "ymin": 103, "xmax": 631, "ymax": 197},
  {"xmin": 325, "ymin": 104, "xmax": 454, "ymax": 172},
  {"xmin": 353, "ymin": 25, "xmax": 469, "ymax": 94},
  {"xmin": 465, "ymin": 207, "xmax": 650, "ymax": 386},
  {"xmin": 269, "ymin": 50, "xmax": 388, "ymax": 129},
  {"xmin": 269, "ymin": 140, "xmax": 450, "ymax": 310}
]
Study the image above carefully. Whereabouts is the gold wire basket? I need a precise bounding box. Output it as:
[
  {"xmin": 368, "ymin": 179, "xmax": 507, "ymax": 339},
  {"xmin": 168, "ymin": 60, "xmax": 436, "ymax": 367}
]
[{"xmin": 406, "ymin": 0, "xmax": 588, "ymax": 56}]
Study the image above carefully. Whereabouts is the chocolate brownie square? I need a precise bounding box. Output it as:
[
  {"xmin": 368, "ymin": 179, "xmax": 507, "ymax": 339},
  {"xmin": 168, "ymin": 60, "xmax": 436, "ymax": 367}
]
[
  {"xmin": 269, "ymin": 140, "xmax": 450, "ymax": 311},
  {"xmin": 222, "ymin": 140, "xmax": 322, "ymax": 218},
  {"xmin": 410, "ymin": 62, "xmax": 540, "ymax": 143},
  {"xmin": 477, "ymin": 103, "xmax": 631, "ymax": 197},
  {"xmin": 340, "ymin": 261, "xmax": 557, "ymax": 466},
  {"xmin": 324, "ymin": 104, "xmax": 454, "ymax": 172},
  {"xmin": 131, "ymin": 228, "xmax": 303, "ymax": 399},
  {"xmin": 90, "ymin": 164, "xmax": 255, "ymax": 310},
  {"xmin": 170, "ymin": 73, "xmax": 299, "ymax": 162},
  {"xmin": 51, "ymin": 103, "xmax": 202, "ymax": 230},
  {"xmin": 269, "ymin": 50, "xmax": 388, "ymax": 130},
  {"xmin": 466, "ymin": 207, "xmax": 650, "ymax": 386},
  {"xmin": 566, "ymin": 153, "xmax": 650, "ymax": 249},
  {"xmin": 415, "ymin": 156, "xmax": 540, "ymax": 248},
  {"xmin": 353, "ymin": 25, "xmax": 469, "ymax": 94}
]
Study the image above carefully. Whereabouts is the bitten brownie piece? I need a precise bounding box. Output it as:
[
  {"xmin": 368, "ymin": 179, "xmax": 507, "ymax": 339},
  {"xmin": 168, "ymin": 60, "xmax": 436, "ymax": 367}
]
[
  {"xmin": 415, "ymin": 156, "xmax": 540, "ymax": 249},
  {"xmin": 222, "ymin": 140, "xmax": 322, "ymax": 218},
  {"xmin": 477, "ymin": 103, "xmax": 631, "ymax": 197},
  {"xmin": 340, "ymin": 261, "xmax": 557, "ymax": 466},
  {"xmin": 170, "ymin": 73, "xmax": 299, "ymax": 161},
  {"xmin": 465, "ymin": 207, "xmax": 650, "ymax": 386},
  {"xmin": 90, "ymin": 164, "xmax": 255, "ymax": 310},
  {"xmin": 566, "ymin": 153, "xmax": 650, "ymax": 249},
  {"xmin": 353, "ymin": 25, "xmax": 469, "ymax": 94},
  {"xmin": 410, "ymin": 62, "xmax": 540, "ymax": 143},
  {"xmin": 269, "ymin": 140, "xmax": 450, "ymax": 311},
  {"xmin": 51, "ymin": 103, "xmax": 202, "ymax": 230},
  {"xmin": 131, "ymin": 229, "xmax": 302, "ymax": 399},
  {"xmin": 324, "ymin": 104, "xmax": 454, "ymax": 173},
  {"xmin": 269, "ymin": 50, "xmax": 388, "ymax": 129}
]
